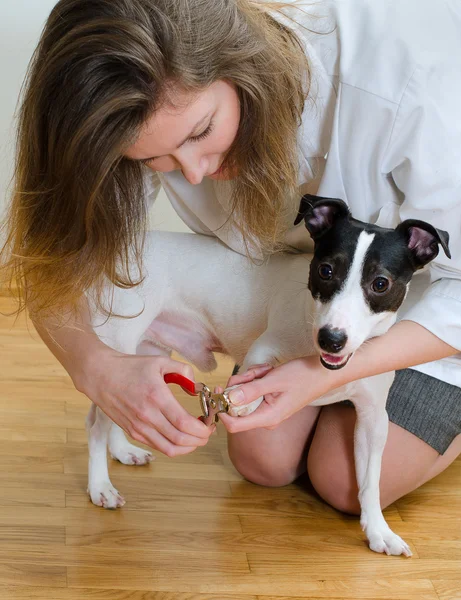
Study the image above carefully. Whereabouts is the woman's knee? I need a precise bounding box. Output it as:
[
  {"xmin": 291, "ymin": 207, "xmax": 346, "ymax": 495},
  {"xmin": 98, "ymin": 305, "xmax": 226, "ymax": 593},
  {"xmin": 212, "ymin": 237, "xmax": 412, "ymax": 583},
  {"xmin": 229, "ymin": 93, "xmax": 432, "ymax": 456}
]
[
  {"xmin": 227, "ymin": 431, "xmax": 302, "ymax": 487},
  {"xmin": 307, "ymin": 404, "xmax": 361, "ymax": 515},
  {"xmin": 226, "ymin": 405, "xmax": 320, "ymax": 488},
  {"xmin": 308, "ymin": 452, "xmax": 360, "ymax": 515}
]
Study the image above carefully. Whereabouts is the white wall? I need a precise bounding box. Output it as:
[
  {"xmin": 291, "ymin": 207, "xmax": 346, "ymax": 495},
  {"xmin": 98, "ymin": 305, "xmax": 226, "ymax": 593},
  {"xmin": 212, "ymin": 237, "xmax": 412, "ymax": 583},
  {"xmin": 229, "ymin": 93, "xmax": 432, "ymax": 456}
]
[
  {"xmin": 148, "ymin": 189, "xmax": 191, "ymax": 233},
  {"xmin": 0, "ymin": 0, "xmax": 189, "ymax": 232}
]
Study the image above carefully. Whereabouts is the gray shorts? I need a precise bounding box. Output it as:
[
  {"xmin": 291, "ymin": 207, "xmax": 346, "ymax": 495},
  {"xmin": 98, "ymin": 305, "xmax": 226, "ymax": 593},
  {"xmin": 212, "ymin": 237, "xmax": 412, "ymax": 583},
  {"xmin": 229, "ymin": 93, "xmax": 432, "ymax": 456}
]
[{"xmin": 386, "ymin": 369, "xmax": 461, "ymax": 455}]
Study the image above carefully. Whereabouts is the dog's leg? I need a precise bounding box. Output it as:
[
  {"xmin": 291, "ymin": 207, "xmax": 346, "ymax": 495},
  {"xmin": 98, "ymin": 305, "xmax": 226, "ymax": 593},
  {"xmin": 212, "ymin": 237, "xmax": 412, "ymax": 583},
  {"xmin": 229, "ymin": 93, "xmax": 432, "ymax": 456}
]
[
  {"xmin": 86, "ymin": 403, "xmax": 126, "ymax": 509},
  {"xmin": 106, "ymin": 341, "xmax": 170, "ymax": 465},
  {"xmin": 352, "ymin": 374, "xmax": 412, "ymax": 556},
  {"xmin": 109, "ymin": 424, "xmax": 153, "ymax": 466},
  {"xmin": 88, "ymin": 325, "xmax": 166, "ymax": 490},
  {"xmin": 228, "ymin": 333, "xmax": 280, "ymax": 418}
]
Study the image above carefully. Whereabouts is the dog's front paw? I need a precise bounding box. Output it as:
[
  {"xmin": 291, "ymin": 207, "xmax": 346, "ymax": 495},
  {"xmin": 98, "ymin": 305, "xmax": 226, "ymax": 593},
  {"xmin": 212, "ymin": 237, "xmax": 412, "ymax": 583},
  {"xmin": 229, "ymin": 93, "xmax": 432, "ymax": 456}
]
[
  {"xmin": 228, "ymin": 396, "xmax": 264, "ymax": 417},
  {"xmin": 365, "ymin": 526, "xmax": 412, "ymax": 557},
  {"xmin": 88, "ymin": 482, "xmax": 126, "ymax": 509},
  {"xmin": 110, "ymin": 443, "xmax": 154, "ymax": 466}
]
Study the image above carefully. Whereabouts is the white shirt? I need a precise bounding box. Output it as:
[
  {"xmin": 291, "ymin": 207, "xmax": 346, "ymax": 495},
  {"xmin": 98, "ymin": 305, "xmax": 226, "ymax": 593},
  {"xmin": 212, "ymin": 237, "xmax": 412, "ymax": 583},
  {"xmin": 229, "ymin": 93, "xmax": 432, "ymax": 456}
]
[{"xmin": 145, "ymin": 0, "xmax": 461, "ymax": 387}]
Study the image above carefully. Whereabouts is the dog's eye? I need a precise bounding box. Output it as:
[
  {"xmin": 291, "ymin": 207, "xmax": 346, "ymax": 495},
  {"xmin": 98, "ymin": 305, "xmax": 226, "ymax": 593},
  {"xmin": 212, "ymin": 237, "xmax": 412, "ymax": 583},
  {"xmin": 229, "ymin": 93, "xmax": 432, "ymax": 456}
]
[
  {"xmin": 318, "ymin": 264, "xmax": 333, "ymax": 280},
  {"xmin": 371, "ymin": 277, "xmax": 389, "ymax": 293}
]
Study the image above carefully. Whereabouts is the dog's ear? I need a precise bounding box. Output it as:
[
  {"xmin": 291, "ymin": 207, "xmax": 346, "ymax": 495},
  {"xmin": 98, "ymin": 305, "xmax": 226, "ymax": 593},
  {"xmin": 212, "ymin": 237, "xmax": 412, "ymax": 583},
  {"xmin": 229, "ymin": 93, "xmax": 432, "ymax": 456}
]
[
  {"xmin": 294, "ymin": 194, "xmax": 350, "ymax": 239},
  {"xmin": 396, "ymin": 219, "xmax": 451, "ymax": 268}
]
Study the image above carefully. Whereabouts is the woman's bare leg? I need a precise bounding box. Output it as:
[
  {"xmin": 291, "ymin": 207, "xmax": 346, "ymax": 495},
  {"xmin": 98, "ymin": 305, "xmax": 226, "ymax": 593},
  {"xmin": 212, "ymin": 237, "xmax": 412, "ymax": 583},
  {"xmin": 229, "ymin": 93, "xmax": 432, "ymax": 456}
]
[
  {"xmin": 227, "ymin": 404, "xmax": 321, "ymax": 486},
  {"xmin": 308, "ymin": 403, "xmax": 461, "ymax": 514}
]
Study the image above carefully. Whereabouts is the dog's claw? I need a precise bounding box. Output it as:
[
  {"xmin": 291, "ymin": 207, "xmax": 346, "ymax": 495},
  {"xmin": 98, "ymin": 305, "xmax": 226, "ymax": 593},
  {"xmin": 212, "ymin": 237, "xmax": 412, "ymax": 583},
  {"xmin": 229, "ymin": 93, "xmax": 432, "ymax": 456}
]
[
  {"xmin": 88, "ymin": 482, "xmax": 126, "ymax": 509},
  {"xmin": 367, "ymin": 528, "xmax": 412, "ymax": 557},
  {"xmin": 110, "ymin": 445, "xmax": 154, "ymax": 466},
  {"xmin": 228, "ymin": 395, "xmax": 264, "ymax": 417}
]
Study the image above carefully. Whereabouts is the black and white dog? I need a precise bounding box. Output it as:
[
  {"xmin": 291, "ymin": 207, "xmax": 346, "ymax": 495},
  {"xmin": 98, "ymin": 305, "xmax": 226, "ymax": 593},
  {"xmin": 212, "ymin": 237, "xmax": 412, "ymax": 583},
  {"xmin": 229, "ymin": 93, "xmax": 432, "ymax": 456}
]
[{"xmin": 87, "ymin": 195, "xmax": 450, "ymax": 557}]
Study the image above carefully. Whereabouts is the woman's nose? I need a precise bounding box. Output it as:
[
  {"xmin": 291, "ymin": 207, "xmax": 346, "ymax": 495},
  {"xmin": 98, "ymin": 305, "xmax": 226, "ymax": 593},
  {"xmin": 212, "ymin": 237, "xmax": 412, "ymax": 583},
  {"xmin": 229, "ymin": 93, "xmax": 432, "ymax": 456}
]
[{"xmin": 180, "ymin": 155, "xmax": 209, "ymax": 185}]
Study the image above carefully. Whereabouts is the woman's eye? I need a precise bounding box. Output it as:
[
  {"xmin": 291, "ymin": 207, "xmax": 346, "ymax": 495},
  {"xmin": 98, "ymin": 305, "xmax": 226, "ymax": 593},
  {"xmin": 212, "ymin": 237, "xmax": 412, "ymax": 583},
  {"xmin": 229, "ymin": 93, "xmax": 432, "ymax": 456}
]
[
  {"xmin": 318, "ymin": 264, "xmax": 333, "ymax": 280},
  {"xmin": 371, "ymin": 277, "xmax": 390, "ymax": 293},
  {"xmin": 189, "ymin": 120, "xmax": 214, "ymax": 143}
]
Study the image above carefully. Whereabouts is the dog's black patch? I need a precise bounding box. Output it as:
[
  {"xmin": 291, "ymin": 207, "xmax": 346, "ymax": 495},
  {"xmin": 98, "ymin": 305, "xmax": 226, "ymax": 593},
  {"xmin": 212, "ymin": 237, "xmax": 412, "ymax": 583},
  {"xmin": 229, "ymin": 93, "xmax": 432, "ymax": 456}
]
[
  {"xmin": 361, "ymin": 230, "xmax": 415, "ymax": 313},
  {"xmin": 308, "ymin": 218, "xmax": 362, "ymax": 302},
  {"xmin": 361, "ymin": 219, "xmax": 450, "ymax": 313}
]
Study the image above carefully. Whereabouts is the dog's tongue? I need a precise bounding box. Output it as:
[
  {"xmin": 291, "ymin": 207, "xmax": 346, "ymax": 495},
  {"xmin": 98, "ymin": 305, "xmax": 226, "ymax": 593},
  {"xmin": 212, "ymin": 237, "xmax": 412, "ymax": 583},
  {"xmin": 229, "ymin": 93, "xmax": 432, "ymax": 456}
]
[{"xmin": 321, "ymin": 353, "xmax": 344, "ymax": 364}]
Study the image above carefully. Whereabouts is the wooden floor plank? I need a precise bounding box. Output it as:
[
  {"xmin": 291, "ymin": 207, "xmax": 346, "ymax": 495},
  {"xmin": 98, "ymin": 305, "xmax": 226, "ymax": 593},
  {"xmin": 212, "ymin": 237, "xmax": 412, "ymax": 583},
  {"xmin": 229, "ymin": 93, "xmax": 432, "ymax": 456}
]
[
  {"xmin": 0, "ymin": 564, "xmax": 66, "ymax": 588},
  {"xmin": 431, "ymin": 580, "xmax": 461, "ymax": 600},
  {"xmin": 67, "ymin": 569, "xmax": 440, "ymax": 598},
  {"xmin": 1, "ymin": 589, "xmax": 257, "ymax": 600},
  {"xmin": 65, "ymin": 527, "xmax": 383, "ymax": 556}
]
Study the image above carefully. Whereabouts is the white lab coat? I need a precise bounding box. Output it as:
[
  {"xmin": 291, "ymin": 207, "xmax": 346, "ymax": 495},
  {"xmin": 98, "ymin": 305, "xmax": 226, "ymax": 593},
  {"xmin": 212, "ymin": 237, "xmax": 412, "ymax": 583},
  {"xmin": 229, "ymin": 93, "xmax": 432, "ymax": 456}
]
[{"xmin": 144, "ymin": 0, "xmax": 461, "ymax": 387}]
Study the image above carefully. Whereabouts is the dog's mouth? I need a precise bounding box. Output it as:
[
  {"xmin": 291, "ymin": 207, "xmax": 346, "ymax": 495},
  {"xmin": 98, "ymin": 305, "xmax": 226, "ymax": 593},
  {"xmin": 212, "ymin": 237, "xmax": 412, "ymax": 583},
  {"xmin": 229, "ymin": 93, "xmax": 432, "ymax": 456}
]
[{"xmin": 320, "ymin": 352, "xmax": 352, "ymax": 370}]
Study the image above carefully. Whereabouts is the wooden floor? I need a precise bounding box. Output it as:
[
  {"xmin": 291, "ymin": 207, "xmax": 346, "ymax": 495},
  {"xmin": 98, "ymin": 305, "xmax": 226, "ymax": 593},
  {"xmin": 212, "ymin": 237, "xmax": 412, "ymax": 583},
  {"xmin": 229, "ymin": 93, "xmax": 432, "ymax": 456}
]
[{"xmin": 0, "ymin": 295, "xmax": 460, "ymax": 600}]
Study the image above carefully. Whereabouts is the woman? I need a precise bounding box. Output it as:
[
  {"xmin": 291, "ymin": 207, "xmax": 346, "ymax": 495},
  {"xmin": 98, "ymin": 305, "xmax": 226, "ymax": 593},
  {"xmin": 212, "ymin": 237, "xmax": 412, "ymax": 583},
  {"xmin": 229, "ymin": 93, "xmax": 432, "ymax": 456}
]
[{"xmin": 2, "ymin": 0, "xmax": 461, "ymax": 514}]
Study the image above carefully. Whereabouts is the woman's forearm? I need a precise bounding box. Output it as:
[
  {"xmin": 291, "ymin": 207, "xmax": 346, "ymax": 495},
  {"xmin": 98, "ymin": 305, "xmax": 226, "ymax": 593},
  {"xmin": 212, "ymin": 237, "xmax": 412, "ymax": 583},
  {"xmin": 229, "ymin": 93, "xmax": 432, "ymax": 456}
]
[
  {"xmin": 31, "ymin": 297, "xmax": 115, "ymax": 393},
  {"xmin": 334, "ymin": 320, "xmax": 458, "ymax": 389}
]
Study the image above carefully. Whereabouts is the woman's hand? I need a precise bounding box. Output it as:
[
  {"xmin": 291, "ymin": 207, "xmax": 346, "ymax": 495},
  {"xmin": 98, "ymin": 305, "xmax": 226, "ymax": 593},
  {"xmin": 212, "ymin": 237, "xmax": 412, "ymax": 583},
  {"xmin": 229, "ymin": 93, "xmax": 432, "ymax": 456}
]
[
  {"xmin": 32, "ymin": 299, "xmax": 214, "ymax": 459},
  {"xmin": 220, "ymin": 356, "xmax": 339, "ymax": 432},
  {"xmin": 220, "ymin": 321, "xmax": 459, "ymax": 433},
  {"xmin": 77, "ymin": 348, "xmax": 214, "ymax": 456}
]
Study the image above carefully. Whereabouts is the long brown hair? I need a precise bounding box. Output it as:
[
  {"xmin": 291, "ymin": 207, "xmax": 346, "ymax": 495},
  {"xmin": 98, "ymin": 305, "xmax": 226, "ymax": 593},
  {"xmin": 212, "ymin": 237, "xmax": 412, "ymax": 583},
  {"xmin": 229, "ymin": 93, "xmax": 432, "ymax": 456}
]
[{"xmin": 1, "ymin": 0, "xmax": 311, "ymax": 322}]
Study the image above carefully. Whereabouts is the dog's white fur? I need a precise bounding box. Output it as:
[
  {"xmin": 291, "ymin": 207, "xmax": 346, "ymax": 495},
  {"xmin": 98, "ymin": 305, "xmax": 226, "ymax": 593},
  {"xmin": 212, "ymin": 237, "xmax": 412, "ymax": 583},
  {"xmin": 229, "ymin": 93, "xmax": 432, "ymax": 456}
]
[{"xmin": 87, "ymin": 230, "xmax": 411, "ymax": 557}]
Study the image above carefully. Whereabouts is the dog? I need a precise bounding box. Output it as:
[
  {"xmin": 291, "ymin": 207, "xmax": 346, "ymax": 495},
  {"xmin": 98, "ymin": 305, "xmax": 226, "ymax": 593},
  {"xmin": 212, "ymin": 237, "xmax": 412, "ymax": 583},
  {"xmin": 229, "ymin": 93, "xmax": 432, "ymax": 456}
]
[{"xmin": 86, "ymin": 194, "xmax": 450, "ymax": 556}]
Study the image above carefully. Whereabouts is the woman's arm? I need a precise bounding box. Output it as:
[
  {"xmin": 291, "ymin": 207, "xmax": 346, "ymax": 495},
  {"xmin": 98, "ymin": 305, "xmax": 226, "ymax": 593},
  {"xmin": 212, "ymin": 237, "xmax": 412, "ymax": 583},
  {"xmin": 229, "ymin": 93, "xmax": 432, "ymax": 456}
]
[
  {"xmin": 32, "ymin": 296, "xmax": 214, "ymax": 454},
  {"xmin": 32, "ymin": 298, "xmax": 114, "ymax": 392},
  {"xmin": 220, "ymin": 320, "xmax": 458, "ymax": 432},
  {"xmin": 335, "ymin": 320, "xmax": 457, "ymax": 383}
]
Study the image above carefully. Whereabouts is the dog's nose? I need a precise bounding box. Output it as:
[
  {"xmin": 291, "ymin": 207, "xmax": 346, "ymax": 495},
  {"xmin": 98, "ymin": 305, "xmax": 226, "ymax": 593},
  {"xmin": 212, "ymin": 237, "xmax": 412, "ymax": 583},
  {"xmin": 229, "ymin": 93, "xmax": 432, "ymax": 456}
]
[{"xmin": 318, "ymin": 327, "xmax": 348, "ymax": 353}]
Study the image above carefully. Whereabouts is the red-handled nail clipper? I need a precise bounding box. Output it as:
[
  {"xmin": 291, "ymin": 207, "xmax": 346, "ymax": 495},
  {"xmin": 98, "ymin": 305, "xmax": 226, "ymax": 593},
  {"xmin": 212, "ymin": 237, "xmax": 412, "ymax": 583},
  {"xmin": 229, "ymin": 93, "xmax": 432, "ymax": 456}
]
[{"xmin": 164, "ymin": 373, "xmax": 231, "ymax": 426}]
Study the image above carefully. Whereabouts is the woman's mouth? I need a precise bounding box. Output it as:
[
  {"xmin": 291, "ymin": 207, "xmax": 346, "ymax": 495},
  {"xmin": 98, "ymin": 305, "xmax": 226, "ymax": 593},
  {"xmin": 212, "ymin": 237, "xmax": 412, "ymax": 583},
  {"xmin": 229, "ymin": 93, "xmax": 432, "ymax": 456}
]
[
  {"xmin": 209, "ymin": 165, "xmax": 225, "ymax": 177},
  {"xmin": 208, "ymin": 160, "xmax": 237, "ymax": 181}
]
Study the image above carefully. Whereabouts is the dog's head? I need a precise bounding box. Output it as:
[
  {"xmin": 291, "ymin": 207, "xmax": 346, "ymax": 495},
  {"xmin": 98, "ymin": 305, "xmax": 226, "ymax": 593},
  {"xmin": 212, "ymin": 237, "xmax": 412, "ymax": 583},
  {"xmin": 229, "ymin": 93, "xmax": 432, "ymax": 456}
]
[{"xmin": 294, "ymin": 194, "xmax": 451, "ymax": 370}]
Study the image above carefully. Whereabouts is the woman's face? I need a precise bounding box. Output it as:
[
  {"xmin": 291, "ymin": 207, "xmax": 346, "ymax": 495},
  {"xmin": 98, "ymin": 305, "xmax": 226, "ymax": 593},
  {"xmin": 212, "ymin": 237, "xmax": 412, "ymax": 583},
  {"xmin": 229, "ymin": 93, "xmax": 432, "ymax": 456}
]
[{"xmin": 124, "ymin": 80, "xmax": 240, "ymax": 184}]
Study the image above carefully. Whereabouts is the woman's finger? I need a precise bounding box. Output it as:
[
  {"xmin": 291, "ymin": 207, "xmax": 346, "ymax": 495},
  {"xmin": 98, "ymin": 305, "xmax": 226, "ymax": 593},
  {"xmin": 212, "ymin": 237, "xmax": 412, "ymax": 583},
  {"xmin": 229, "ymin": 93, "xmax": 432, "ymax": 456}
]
[
  {"xmin": 220, "ymin": 399, "xmax": 281, "ymax": 432},
  {"xmin": 116, "ymin": 394, "xmax": 214, "ymax": 452},
  {"xmin": 156, "ymin": 408, "xmax": 215, "ymax": 447},
  {"xmin": 242, "ymin": 363, "xmax": 273, "ymax": 374},
  {"xmin": 131, "ymin": 423, "xmax": 202, "ymax": 457},
  {"xmin": 150, "ymin": 382, "xmax": 211, "ymax": 439},
  {"xmin": 226, "ymin": 373, "xmax": 276, "ymax": 407},
  {"xmin": 160, "ymin": 357, "xmax": 196, "ymax": 382},
  {"xmin": 227, "ymin": 364, "xmax": 273, "ymax": 387}
]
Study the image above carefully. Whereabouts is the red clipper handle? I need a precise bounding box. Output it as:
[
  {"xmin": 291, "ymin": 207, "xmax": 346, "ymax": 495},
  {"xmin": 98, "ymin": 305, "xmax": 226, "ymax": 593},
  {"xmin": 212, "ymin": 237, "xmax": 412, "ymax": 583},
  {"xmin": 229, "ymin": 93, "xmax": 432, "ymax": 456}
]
[{"xmin": 163, "ymin": 373, "xmax": 198, "ymax": 396}]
